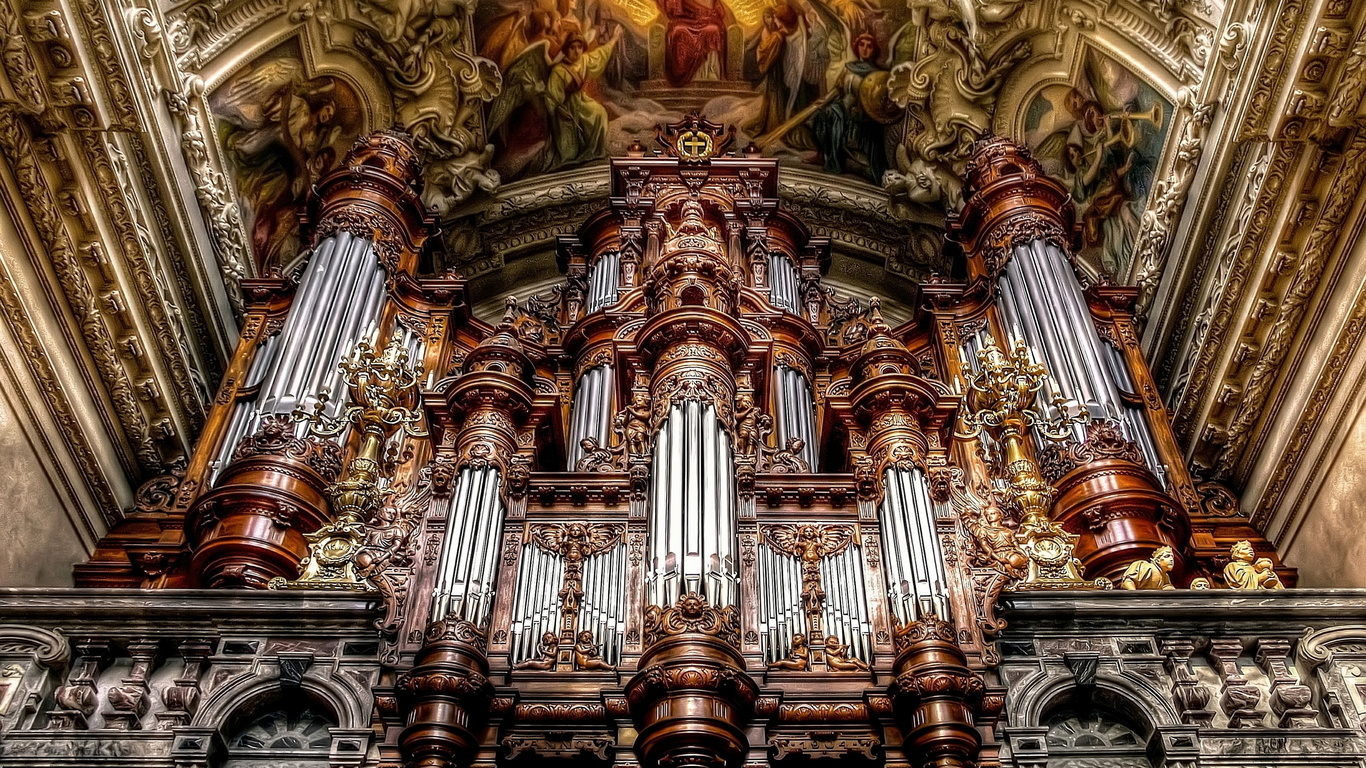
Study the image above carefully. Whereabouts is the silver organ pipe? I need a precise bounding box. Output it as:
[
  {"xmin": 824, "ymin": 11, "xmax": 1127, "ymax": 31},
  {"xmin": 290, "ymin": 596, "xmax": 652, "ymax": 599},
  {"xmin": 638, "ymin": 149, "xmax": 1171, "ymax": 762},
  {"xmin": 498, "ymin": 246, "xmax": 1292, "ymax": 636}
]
[
  {"xmin": 820, "ymin": 544, "xmax": 873, "ymax": 664},
  {"xmin": 567, "ymin": 364, "xmax": 615, "ymax": 469},
  {"xmin": 587, "ymin": 251, "xmax": 621, "ymax": 312},
  {"xmin": 768, "ymin": 252, "xmax": 800, "ymax": 313},
  {"xmin": 210, "ymin": 231, "xmax": 388, "ymax": 479},
  {"xmin": 508, "ymin": 542, "xmax": 564, "ymax": 665},
  {"xmin": 211, "ymin": 332, "xmax": 280, "ymax": 484},
  {"xmin": 773, "ymin": 365, "xmax": 818, "ymax": 470},
  {"xmin": 579, "ymin": 542, "xmax": 627, "ymax": 665},
  {"xmin": 757, "ymin": 541, "xmax": 804, "ymax": 664},
  {"xmin": 647, "ymin": 401, "xmax": 738, "ymax": 610},
  {"xmin": 432, "ymin": 466, "xmax": 507, "ymax": 626},
  {"xmin": 879, "ymin": 468, "xmax": 949, "ymax": 623},
  {"xmin": 994, "ymin": 239, "xmax": 1163, "ymax": 477}
]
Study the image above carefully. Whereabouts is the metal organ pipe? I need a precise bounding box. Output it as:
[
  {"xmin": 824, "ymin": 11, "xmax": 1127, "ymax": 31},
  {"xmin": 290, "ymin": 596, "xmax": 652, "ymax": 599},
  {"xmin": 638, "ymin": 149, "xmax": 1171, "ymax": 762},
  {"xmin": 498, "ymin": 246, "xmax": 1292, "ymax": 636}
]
[
  {"xmin": 996, "ymin": 239, "xmax": 1162, "ymax": 474},
  {"xmin": 432, "ymin": 466, "xmax": 507, "ymax": 626},
  {"xmin": 567, "ymin": 365, "xmax": 615, "ymax": 469},
  {"xmin": 773, "ymin": 366, "xmax": 818, "ymax": 470},
  {"xmin": 647, "ymin": 402, "xmax": 738, "ymax": 611},
  {"xmin": 587, "ymin": 251, "xmax": 621, "ymax": 312},
  {"xmin": 210, "ymin": 232, "xmax": 388, "ymax": 478},
  {"xmin": 879, "ymin": 468, "xmax": 949, "ymax": 624},
  {"xmin": 768, "ymin": 253, "xmax": 800, "ymax": 313}
]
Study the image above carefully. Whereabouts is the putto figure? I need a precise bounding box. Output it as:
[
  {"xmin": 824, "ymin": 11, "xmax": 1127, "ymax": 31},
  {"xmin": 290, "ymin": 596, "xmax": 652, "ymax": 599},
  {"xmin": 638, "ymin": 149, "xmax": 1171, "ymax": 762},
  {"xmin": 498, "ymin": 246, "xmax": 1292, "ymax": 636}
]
[
  {"xmin": 768, "ymin": 634, "xmax": 810, "ymax": 671},
  {"xmin": 1119, "ymin": 546, "xmax": 1176, "ymax": 590},
  {"xmin": 1223, "ymin": 540, "xmax": 1284, "ymax": 590}
]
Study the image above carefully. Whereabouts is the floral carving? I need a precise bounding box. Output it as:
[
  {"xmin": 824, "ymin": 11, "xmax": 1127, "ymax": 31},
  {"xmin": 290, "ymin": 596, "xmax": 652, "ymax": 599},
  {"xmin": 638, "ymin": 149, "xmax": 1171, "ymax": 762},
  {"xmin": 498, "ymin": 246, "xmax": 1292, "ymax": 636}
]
[{"xmin": 1037, "ymin": 419, "xmax": 1146, "ymax": 483}]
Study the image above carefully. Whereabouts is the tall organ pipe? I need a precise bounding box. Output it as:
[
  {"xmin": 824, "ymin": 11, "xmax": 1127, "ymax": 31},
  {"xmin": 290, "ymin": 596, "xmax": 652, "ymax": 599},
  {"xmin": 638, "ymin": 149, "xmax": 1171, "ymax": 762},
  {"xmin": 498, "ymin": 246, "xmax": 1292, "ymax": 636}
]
[
  {"xmin": 768, "ymin": 253, "xmax": 800, "ymax": 313},
  {"xmin": 646, "ymin": 402, "xmax": 738, "ymax": 610},
  {"xmin": 567, "ymin": 364, "xmax": 615, "ymax": 469},
  {"xmin": 212, "ymin": 231, "xmax": 387, "ymax": 476},
  {"xmin": 996, "ymin": 240, "xmax": 1161, "ymax": 472},
  {"xmin": 773, "ymin": 365, "xmax": 818, "ymax": 470},
  {"xmin": 431, "ymin": 467, "xmax": 506, "ymax": 626},
  {"xmin": 879, "ymin": 468, "xmax": 949, "ymax": 624},
  {"xmin": 588, "ymin": 251, "xmax": 621, "ymax": 312}
]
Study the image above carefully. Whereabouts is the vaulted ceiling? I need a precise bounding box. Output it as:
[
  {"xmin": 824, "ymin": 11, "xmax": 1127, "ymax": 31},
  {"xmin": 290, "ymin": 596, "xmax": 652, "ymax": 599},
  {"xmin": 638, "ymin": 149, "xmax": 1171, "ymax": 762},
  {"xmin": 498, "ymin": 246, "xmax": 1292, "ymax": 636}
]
[{"xmin": 0, "ymin": 0, "xmax": 1364, "ymax": 585}]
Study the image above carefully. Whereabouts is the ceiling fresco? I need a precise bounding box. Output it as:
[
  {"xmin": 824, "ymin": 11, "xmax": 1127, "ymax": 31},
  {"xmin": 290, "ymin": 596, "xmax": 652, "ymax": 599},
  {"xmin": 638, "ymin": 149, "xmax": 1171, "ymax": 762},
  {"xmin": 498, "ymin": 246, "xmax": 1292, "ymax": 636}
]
[
  {"xmin": 210, "ymin": 40, "xmax": 365, "ymax": 270},
  {"xmin": 189, "ymin": 0, "xmax": 1214, "ymax": 288},
  {"xmin": 1024, "ymin": 48, "xmax": 1173, "ymax": 278}
]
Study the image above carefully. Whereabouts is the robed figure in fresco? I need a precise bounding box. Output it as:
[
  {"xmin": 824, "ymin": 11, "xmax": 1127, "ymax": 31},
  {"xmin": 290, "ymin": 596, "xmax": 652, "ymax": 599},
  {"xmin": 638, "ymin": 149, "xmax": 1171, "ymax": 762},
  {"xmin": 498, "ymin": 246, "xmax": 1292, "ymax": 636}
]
[
  {"xmin": 546, "ymin": 31, "xmax": 622, "ymax": 167},
  {"xmin": 661, "ymin": 0, "xmax": 731, "ymax": 86},
  {"xmin": 809, "ymin": 33, "xmax": 891, "ymax": 182}
]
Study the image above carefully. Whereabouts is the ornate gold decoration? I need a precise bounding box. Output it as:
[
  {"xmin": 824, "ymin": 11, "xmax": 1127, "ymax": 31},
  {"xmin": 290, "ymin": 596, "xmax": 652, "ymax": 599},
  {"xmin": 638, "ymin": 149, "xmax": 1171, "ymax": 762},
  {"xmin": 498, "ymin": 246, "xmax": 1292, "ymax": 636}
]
[
  {"xmin": 1118, "ymin": 546, "xmax": 1176, "ymax": 590},
  {"xmin": 957, "ymin": 338, "xmax": 1108, "ymax": 591},
  {"xmin": 1223, "ymin": 540, "xmax": 1284, "ymax": 590},
  {"xmin": 763, "ymin": 524, "xmax": 854, "ymax": 637},
  {"xmin": 272, "ymin": 335, "xmax": 427, "ymax": 591}
]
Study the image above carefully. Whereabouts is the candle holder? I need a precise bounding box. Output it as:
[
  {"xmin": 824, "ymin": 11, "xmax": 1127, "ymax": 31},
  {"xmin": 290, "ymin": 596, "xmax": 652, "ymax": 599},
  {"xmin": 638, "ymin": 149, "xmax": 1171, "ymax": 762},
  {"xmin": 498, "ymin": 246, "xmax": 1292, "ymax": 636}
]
[{"xmin": 958, "ymin": 338, "xmax": 1109, "ymax": 591}]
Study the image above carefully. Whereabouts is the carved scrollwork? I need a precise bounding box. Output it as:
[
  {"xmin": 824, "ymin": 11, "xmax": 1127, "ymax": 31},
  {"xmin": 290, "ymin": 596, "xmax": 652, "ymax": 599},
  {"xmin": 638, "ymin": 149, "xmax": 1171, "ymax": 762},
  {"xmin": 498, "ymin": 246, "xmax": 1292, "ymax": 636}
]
[
  {"xmin": 424, "ymin": 616, "xmax": 488, "ymax": 651},
  {"xmin": 893, "ymin": 614, "xmax": 957, "ymax": 650},
  {"xmin": 230, "ymin": 414, "xmax": 343, "ymax": 480},
  {"xmin": 643, "ymin": 592, "xmax": 741, "ymax": 648},
  {"xmin": 1037, "ymin": 419, "xmax": 1147, "ymax": 483},
  {"xmin": 980, "ymin": 215, "xmax": 1069, "ymax": 279}
]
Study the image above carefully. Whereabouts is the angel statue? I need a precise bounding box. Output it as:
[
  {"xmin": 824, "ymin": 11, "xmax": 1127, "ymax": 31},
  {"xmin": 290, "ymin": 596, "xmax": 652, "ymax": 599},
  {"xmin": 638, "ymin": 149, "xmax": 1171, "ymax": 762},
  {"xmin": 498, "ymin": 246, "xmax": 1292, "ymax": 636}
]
[
  {"xmin": 211, "ymin": 57, "xmax": 355, "ymax": 267},
  {"xmin": 485, "ymin": 25, "xmax": 623, "ymax": 179}
]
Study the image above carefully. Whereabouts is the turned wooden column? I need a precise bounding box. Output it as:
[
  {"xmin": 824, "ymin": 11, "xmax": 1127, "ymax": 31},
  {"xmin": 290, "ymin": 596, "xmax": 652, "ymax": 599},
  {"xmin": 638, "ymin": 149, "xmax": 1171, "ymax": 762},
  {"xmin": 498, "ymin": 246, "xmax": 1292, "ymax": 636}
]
[
  {"xmin": 397, "ymin": 618, "xmax": 493, "ymax": 768},
  {"xmin": 626, "ymin": 596, "xmax": 759, "ymax": 768},
  {"xmin": 890, "ymin": 616, "xmax": 1000, "ymax": 768}
]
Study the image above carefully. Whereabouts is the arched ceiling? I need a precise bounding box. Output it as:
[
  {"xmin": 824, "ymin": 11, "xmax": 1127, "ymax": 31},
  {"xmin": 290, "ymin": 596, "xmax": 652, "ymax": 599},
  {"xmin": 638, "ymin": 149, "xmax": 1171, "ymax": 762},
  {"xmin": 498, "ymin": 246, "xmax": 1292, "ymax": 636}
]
[{"xmin": 180, "ymin": 0, "xmax": 1224, "ymax": 315}]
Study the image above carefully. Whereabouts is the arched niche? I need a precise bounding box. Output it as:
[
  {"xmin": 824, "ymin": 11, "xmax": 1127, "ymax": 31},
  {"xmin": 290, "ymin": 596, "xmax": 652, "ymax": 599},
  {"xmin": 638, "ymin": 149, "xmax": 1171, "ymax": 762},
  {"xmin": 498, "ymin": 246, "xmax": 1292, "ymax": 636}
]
[{"xmin": 219, "ymin": 687, "xmax": 339, "ymax": 768}]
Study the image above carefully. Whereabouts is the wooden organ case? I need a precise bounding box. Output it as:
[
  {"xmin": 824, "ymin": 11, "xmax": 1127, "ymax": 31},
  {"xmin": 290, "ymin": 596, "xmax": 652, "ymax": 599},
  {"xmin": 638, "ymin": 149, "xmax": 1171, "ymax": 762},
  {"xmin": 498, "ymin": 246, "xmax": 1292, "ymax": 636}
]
[{"xmin": 73, "ymin": 121, "xmax": 1295, "ymax": 768}]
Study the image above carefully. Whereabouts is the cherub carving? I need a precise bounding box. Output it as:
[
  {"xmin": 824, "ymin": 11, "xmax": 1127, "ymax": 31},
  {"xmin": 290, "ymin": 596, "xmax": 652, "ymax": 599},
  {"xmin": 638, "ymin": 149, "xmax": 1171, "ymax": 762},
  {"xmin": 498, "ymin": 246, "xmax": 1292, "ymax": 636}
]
[
  {"xmin": 513, "ymin": 632, "xmax": 558, "ymax": 671},
  {"xmin": 614, "ymin": 390, "xmax": 652, "ymax": 457},
  {"xmin": 1223, "ymin": 540, "xmax": 1284, "ymax": 590},
  {"xmin": 356, "ymin": 468, "xmax": 432, "ymax": 636},
  {"xmin": 824, "ymin": 635, "xmax": 870, "ymax": 672},
  {"xmin": 573, "ymin": 631, "xmax": 615, "ymax": 671},
  {"xmin": 765, "ymin": 438, "xmax": 811, "ymax": 473},
  {"xmin": 530, "ymin": 523, "xmax": 623, "ymax": 620},
  {"xmin": 733, "ymin": 393, "xmax": 762, "ymax": 456},
  {"xmin": 767, "ymin": 634, "xmax": 810, "ymax": 671},
  {"xmin": 766, "ymin": 524, "xmax": 854, "ymax": 622},
  {"xmin": 574, "ymin": 437, "xmax": 619, "ymax": 473}
]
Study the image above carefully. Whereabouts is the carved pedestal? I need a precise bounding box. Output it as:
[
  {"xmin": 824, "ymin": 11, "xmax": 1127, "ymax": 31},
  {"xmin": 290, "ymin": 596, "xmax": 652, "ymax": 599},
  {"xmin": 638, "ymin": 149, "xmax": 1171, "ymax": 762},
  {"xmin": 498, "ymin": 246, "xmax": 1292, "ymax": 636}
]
[
  {"xmin": 889, "ymin": 617, "xmax": 998, "ymax": 768},
  {"xmin": 188, "ymin": 416, "xmax": 341, "ymax": 588},
  {"xmin": 626, "ymin": 595, "xmax": 758, "ymax": 768},
  {"xmin": 398, "ymin": 618, "xmax": 494, "ymax": 768}
]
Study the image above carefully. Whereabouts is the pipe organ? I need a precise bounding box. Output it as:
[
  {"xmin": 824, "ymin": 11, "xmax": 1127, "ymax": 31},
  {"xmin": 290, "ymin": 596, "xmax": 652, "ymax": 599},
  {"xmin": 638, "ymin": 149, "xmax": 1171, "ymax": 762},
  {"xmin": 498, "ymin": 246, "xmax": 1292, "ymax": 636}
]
[{"xmin": 74, "ymin": 121, "xmax": 1298, "ymax": 768}]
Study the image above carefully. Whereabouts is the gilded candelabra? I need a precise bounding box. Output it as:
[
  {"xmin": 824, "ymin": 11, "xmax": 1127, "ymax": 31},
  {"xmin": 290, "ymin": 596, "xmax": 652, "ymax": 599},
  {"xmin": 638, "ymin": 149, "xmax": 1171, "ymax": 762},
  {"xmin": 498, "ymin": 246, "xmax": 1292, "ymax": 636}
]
[
  {"xmin": 958, "ymin": 338, "xmax": 1108, "ymax": 590},
  {"xmin": 272, "ymin": 335, "xmax": 427, "ymax": 590}
]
